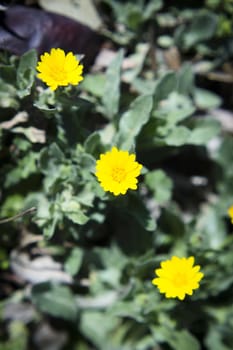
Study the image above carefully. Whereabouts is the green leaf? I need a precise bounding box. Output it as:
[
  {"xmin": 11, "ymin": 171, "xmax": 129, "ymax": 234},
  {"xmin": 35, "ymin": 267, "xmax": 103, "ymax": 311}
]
[
  {"xmin": 157, "ymin": 35, "xmax": 174, "ymax": 48},
  {"xmin": 126, "ymin": 5, "xmax": 143, "ymax": 31},
  {"xmin": 110, "ymin": 300, "xmax": 144, "ymax": 323},
  {"xmin": 84, "ymin": 132, "xmax": 102, "ymax": 157},
  {"xmin": 159, "ymin": 207, "xmax": 185, "ymax": 238},
  {"xmin": 161, "ymin": 116, "xmax": 219, "ymax": 146},
  {"xmin": 132, "ymin": 77, "xmax": 157, "ymax": 95},
  {"xmin": 196, "ymin": 206, "xmax": 226, "ymax": 249},
  {"xmin": 43, "ymin": 213, "xmax": 60, "ymax": 239},
  {"xmin": 156, "ymin": 92, "xmax": 195, "ymax": 129},
  {"xmin": 39, "ymin": 143, "xmax": 65, "ymax": 175},
  {"xmin": 127, "ymin": 194, "xmax": 156, "ymax": 232},
  {"xmin": 171, "ymin": 330, "xmax": 200, "ymax": 350},
  {"xmin": 4, "ymin": 152, "xmax": 39, "ymax": 188},
  {"xmin": 122, "ymin": 43, "xmax": 149, "ymax": 83},
  {"xmin": 194, "ymin": 88, "xmax": 222, "ymax": 109},
  {"xmin": 0, "ymin": 80, "xmax": 19, "ymax": 109},
  {"xmin": 153, "ymin": 71, "xmax": 177, "ymax": 107},
  {"xmin": 102, "ymin": 50, "xmax": 124, "ymax": 119},
  {"xmin": 109, "ymin": 2, "xmax": 142, "ymax": 31},
  {"xmin": 79, "ymin": 153, "xmax": 96, "ymax": 173},
  {"xmin": 118, "ymin": 94, "xmax": 153, "ymax": 149},
  {"xmin": 177, "ymin": 64, "xmax": 194, "ymax": 95},
  {"xmin": 97, "ymin": 245, "xmax": 128, "ymax": 270},
  {"xmin": 65, "ymin": 209, "xmax": 89, "ymax": 225},
  {"xmin": 65, "ymin": 248, "xmax": 84, "ymax": 276},
  {"xmin": 80, "ymin": 311, "xmax": 120, "ymax": 349},
  {"xmin": 0, "ymin": 63, "xmax": 16, "ymax": 82},
  {"xmin": 0, "ymin": 321, "xmax": 28, "ymax": 350},
  {"xmin": 33, "ymin": 88, "xmax": 57, "ymax": 112},
  {"xmin": 152, "ymin": 327, "xmax": 200, "ymax": 350},
  {"xmin": 182, "ymin": 11, "xmax": 218, "ymax": 49},
  {"xmin": 82, "ymin": 73, "xmax": 106, "ymax": 97},
  {"xmin": 145, "ymin": 170, "xmax": 173, "ymax": 204},
  {"xmin": 214, "ymin": 136, "xmax": 233, "ymax": 179},
  {"xmin": 31, "ymin": 282, "xmax": 77, "ymax": 321},
  {"xmin": 205, "ymin": 325, "xmax": 232, "ymax": 350},
  {"xmin": 60, "ymin": 193, "xmax": 89, "ymax": 225},
  {"xmin": 143, "ymin": 0, "xmax": 163, "ymax": 19},
  {"xmin": 0, "ymin": 194, "xmax": 24, "ymax": 218},
  {"xmin": 188, "ymin": 117, "xmax": 220, "ymax": 145},
  {"xmin": 16, "ymin": 49, "xmax": 37, "ymax": 98},
  {"xmin": 165, "ymin": 126, "xmax": 190, "ymax": 146}
]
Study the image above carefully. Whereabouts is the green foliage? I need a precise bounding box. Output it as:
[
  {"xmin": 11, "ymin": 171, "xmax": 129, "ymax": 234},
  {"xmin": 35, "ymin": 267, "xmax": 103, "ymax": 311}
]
[
  {"xmin": 1, "ymin": 1, "xmax": 233, "ymax": 349},
  {"xmin": 117, "ymin": 94, "xmax": 153, "ymax": 149},
  {"xmin": 0, "ymin": 321, "xmax": 28, "ymax": 350},
  {"xmin": 31, "ymin": 282, "xmax": 78, "ymax": 321},
  {"xmin": 16, "ymin": 49, "xmax": 37, "ymax": 98},
  {"xmin": 102, "ymin": 50, "xmax": 124, "ymax": 119},
  {"xmin": 65, "ymin": 247, "xmax": 83, "ymax": 276},
  {"xmin": 175, "ymin": 11, "xmax": 218, "ymax": 50},
  {"xmin": 145, "ymin": 170, "xmax": 173, "ymax": 204}
]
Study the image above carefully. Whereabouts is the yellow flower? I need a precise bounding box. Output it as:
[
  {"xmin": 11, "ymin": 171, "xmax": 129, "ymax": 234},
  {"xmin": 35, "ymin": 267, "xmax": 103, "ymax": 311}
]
[
  {"xmin": 95, "ymin": 147, "xmax": 142, "ymax": 196},
  {"xmin": 228, "ymin": 205, "xmax": 233, "ymax": 224},
  {"xmin": 152, "ymin": 256, "xmax": 204, "ymax": 300},
  {"xmin": 36, "ymin": 48, "xmax": 83, "ymax": 91}
]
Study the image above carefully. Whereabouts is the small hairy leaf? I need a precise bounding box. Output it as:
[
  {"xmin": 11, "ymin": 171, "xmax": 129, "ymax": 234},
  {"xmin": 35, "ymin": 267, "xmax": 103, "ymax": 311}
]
[
  {"xmin": 17, "ymin": 49, "xmax": 37, "ymax": 98},
  {"xmin": 31, "ymin": 282, "xmax": 77, "ymax": 321},
  {"xmin": 118, "ymin": 94, "xmax": 153, "ymax": 149},
  {"xmin": 102, "ymin": 50, "xmax": 124, "ymax": 119}
]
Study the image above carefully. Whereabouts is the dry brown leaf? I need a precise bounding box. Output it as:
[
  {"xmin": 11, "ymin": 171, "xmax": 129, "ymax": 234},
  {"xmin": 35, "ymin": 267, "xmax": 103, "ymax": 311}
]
[
  {"xmin": 10, "ymin": 251, "xmax": 72, "ymax": 284},
  {"xmin": 164, "ymin": 46, "xmax": 181, "ymax": 70},
  {"xmin": 12, "ymin": 126, "xmax": 46, "ymax": 143},
  {"xmin": 0, "ymin": 111, "xmax": 28, "ymax": 129},
  {"xmin": 39, "ymin": 0, "xmax": 102, "ymax": 30}
]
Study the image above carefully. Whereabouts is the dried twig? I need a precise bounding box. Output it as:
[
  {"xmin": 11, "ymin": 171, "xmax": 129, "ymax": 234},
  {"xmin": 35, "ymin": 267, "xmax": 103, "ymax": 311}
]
[{"xmin": 0, "ymin": 207, "xmax": 37, "ymax": 224}]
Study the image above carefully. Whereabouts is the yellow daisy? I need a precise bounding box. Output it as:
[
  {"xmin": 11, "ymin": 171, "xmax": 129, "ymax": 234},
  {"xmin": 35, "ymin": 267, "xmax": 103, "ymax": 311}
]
[
  {"xmin": 95, "ymin": 147, "xmax": 142, "ymax": 196},
  {"xmin": 152, "ymin": 256, "xmax": 204, "ymax": 300},
  {"xmin": 228, "ymin": 205, "xmax": 233, "ymax": 224},
  {"xmin": 36, "ymin": 48, "xmax": 83, "ymax": 91}
]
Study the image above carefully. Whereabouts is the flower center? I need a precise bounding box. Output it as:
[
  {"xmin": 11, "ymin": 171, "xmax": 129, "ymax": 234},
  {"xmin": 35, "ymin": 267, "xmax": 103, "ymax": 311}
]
[
  {"xmin": 172, "ymin": 272, "xmax": 187, "ymax": 287},
  {"xmin": 52, "ymin": 69, "xmax": 67, "ymax": 82},
  {"xmin": 111, "ymin": 167, "xmax": 126, "ymax": 183}
]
